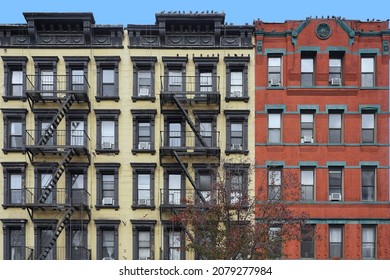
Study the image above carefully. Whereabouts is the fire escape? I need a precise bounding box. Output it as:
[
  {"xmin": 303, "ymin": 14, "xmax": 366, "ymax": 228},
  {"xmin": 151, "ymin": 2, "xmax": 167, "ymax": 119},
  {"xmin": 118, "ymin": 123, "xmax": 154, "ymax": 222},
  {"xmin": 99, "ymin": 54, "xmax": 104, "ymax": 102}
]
[
  {"xmin": 24, "ymin": 74, "xmax": 91, "ymax": 260},
  {"xmin": 159, "ymin": 73, "xmax": 221, "ymax": 258}
]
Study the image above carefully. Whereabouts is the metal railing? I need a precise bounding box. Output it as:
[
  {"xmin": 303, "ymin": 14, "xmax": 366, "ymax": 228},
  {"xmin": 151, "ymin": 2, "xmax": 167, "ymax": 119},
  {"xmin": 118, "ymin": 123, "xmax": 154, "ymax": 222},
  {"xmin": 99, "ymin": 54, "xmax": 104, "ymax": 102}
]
[
  {"xmin": 159, "ymin": 188, "xmax": 211, "ymax": 208},
  {"xmin": 31, "ymin": 246, "xmax": 91, "ymax": 260},
  {"xmin": 159, "ymin": 130, "xmax": 220, "ymax": 149},
  {"xmin": 25, "ymin": 129, "xmax": 90, "ymax": 148}
]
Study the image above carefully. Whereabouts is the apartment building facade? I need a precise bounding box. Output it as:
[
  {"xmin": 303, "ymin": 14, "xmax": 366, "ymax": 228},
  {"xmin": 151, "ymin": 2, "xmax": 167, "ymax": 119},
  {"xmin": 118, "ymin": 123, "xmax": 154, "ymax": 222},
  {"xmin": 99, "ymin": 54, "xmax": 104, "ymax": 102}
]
[
  {"xmin": 0, "ymin": 12, "xmax": 255, "ymax": 260},
  {"xmin": 255, "ymin": 17, "xmax": 390, "ymax": 259}
]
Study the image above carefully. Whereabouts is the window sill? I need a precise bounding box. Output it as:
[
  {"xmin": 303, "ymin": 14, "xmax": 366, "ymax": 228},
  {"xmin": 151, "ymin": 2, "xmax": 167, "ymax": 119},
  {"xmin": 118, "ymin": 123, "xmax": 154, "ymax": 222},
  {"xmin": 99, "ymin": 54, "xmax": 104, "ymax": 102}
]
[
  {"xmin": 266, "ymin": 86, "xmax": 284, "ymax": 90},
  {"xmin": 2, "ymin": 203, "xmax": 26, "ymax": 209},
  {"xmin": 225, "ymin": 96, "xmax": 249, "ymax": 103},
  {"xmin": 132, "ymin": 96, "xmax": 156, "ymax": 102},
  {"xmin": 132, "ymin": 149, "xmax": 156, "ymax": 155},
  {"xmin": 2, "ymin": 96, "xmax": 27, "ymax": 102},
  {"xmin": 95, "ymin": 205, "xmax": 120, "ymax": 210},
  {"xmin": 2, "ymin": 148, "xmax": 25, "ymax": 154},
  {"xmin": 95, "ymin": 96, "xmax": 120, "ymax": 102},
  {"xmin": 225, "ymin": 149, "xmax": 249, "ymax": 155},
  {"xmin": 131, "ymin": 205, "xmax": 156, "ymax": 210},
  {"xmin": 95, "ymin": 148, "xmax": 119, "ymax": 155}
]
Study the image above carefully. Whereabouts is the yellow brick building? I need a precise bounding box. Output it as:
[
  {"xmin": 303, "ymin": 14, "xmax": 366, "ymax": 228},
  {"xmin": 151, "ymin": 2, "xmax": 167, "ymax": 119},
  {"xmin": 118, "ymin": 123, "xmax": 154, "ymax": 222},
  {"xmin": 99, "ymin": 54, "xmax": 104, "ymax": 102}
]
[{"xmin": 0, "ymin": 12, "xmax": 255, "ymax": 260}]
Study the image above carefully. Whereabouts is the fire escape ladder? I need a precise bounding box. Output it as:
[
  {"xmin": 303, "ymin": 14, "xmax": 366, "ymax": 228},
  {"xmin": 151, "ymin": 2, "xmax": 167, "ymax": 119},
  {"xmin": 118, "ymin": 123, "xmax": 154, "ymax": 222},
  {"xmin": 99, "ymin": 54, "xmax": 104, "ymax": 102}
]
[
  {"xmin": 172, "ymin": 96, "xmax": 208, "ymax": 147},
  {"xmin": 37, "ymin": 94, "xmax": 76, "ymax": 146},
  {"xmin": 172, "ymin": 150, "xmax": 206, "ymax": 204},
  {"xmin": 38, "ymin": 206, "xmax": 75, "ymax": 260},
  {"xmin": 38, "ymin": 149, "xmax": 76, "ymax": 204}
]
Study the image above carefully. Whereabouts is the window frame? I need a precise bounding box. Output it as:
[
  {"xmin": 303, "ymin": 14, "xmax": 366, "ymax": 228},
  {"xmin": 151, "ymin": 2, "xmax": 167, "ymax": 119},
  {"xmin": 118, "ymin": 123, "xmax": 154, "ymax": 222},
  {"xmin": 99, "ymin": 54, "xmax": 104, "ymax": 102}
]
[
  {"xmin": 95, "ymin": 163, "xmax": 121, "ymax": 209},
  {"xmin": 1, "ymin": 109, "xmax": 27, "ymax": 153},
  {"xmin": 34, "ymin": 109, "xmax": 57, "ymax": 147},
  {"xmin": 65, "ymin": 221, "xmax": 89, "ymax": 260},
  {"xmin": 131, "ymin": 220, "xmax": 156, "ymax": 260},
  {"xmin": 95, "ymin": 220, "xmax": 120, "ymax": 260},
  {"xmin": 194, "ymin": 57, "xmax": 218, "ymax": 95},
  {"xmin": 163, "ymin": 112, "xmax": 186, "ymax": 148},
  {"xmin": 225, "ymin": 163, "xmax": 249, "ymax": 205},
  {"xmin": 131, "ymin": 110, "xmax": 156, "ymax": 154},
  {"xmin": 224, "ymin": 110, "xmax": 249, "ymax": 155},
  {"xmin": 329, "ymin": 225, "xmax": 343, "ymax": 259},
  {"xmin": 361, "ymin": 167, "xmax": 376, "ymax": 202},
  {"xmin": 95, "ymin": 109, "xmax": 120, "ymax": 154},
  {"xmin": 300, "ymin": 112, "xmax": 315, "ymax": 144},
  {"xmin": 362, "ymin": 225, "xmax": 376, "ymax": 259},
  {"xmin": 95, "ymin": 56, "xmax": 120, "ymax": 101},
  {"xmin": 0, "ymin": 219, "xmax": 27, "ymax": 260},
  {"xmin": 163, "ymin": 222, "xmax": 185, "ymax": 260},
  {"xmin": 131, "ymin": 163, "xmax": 156, "ymax": 209},
  {"xmin": 328, "ymin": 112, "xmax": 343, "ymax": 143},
  {"xmin": 224, "ymin": 56, "xmax": 250, "ymax": 101},
  {"xmin": 64, "ymin": 56, "xmax": 89, "ymax": 93},
  {"xmin": 193, "ymin": 164, "xmax": 217, "ymax": 205},
  {"xmin": 65, "ymin": 163, "xmax": 89, "ymax": 206},
  {"xmin": 268, "ymin": 111, "xmax": 282, "ymax": 143},
  {"xmin": 300, "ymin": 225, "xmax": 315, "ymax": 259},
  {"xmin": 361, "ymin": 112, "xmax": 376, "ymax": 144},
  {"xmin": 163, "ymin": 165, "xmax": 186, "ymax": 207},
  {"xmin": 267, "ymin": 55, "xmax": 282, "ymax": 87},
  {"xmin": 328, "ymin": 167, "xmax": 343, "ymax": 201},
  {"xmin": 34, "ymin": 164, "xmax": 58, "ymax": 205},
  {"xmin": 300, "ymin": 52, "xmax": 316, "ymax": 87},
  {"xmin": 300, "ymin": 168, "xmax": 315, "ymax": 201},
  {"xmin": 268, "ymin": 167, "xmax": 282, "ymax": 201},
  {"xmin": 2, "ymin": 56, "xmax": 28, "ymax": 101},
  {"xmin": 329, "ymin": 52, "xmax": 344, "ymax": 86},
  {"xmin": 2, "ymin": 162, "xmax": 27, "ymax": 207},
  {"xmin": 33, "ymin": 219, "xmax": 57, "ymax": 260},
  {"xmin": 32, "ymin": 56, "xmax": 58, "ymax": 98},
  {"xmin": 162, "ymin": 56, "xmax": 188, "ymax": 94}
]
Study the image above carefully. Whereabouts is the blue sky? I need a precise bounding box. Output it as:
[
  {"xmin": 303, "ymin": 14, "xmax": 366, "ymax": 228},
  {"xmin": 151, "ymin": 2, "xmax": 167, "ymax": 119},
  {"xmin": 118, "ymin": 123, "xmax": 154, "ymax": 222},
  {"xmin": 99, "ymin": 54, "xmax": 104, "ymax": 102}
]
[{"xmin": 1, "ymin": 0, "xmax": 389, "ymax": 25}]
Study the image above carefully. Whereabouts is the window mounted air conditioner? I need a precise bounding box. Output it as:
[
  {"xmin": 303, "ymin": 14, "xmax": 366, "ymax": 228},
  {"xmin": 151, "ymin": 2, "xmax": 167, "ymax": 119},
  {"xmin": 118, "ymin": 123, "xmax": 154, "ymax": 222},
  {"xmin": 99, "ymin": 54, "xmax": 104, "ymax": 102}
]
[
  {"xmin": 102, "ymin": 257, "xmax": 114, "ymax": 260},
  {"xmin": 231, "ymin": 91, "xmax": 242, "ymax": 97},
  {"xmin": 330, "ymin": 78, "xmax": 341, "ymax": 86},
  {"xmin": 102, "ymin": 197, "xmax": 114, "ymax": 205},
  {"xmin": 231, "ymin": 143, "xmax": 243, "ymax": 150},
  {"xmin": 138, "ymin": 199, "xmax": 149, "ymax": 206},
  {"xmin": 270, "ymin": 78, "xmax": 281, "ymax": 86},
  {"xmin": 138, "ymin": 142, "xmax": 150, "ymax": 150},
  {"xmin": 329, "ymin": 193, "xmax": 342, "ymax": 201},
  {"xmin": 301, "ymin": 136, "xmax": 313, "ymax": 143},
  {"xmin": 102, "ymin": 142, "xmax": 113, "ymax": 149},
  {"xmin": 138, "ymin": 87, "xmax": 150, "ymax": 97}
]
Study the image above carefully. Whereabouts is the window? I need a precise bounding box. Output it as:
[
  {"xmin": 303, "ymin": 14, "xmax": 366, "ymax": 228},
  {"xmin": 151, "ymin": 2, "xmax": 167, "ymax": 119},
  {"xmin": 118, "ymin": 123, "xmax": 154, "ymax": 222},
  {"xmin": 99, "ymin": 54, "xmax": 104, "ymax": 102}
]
[
  {"xmin": 361, "ymin": 57, "xmax": 375, "ymax": 87},
  {"xmin": 162, "ymin": 56, "xmax": 187, "ymax": 94},
  {"xmin": 65, "ymin": 222, "xmax": 89, "ymax": 260},
  {"xmin": 329, "ymin": 56, "xmax": 342, "ymax": 85},
  {"xmin": 362, "ymin": 168, "xmax": 375, "ymax": 201},
  {"xmin": 131, "ymin": 57, "xmax": 157, "ymax": 100},
  {"xmin": 169, "ymin": 122, "xmax": 182, "ymax": 147},
  {"xmin": 194, "ymin": 111, "xmax": 218, "ymax": 148},
  {"xmin": 95, "ymin": 109, "xmax": 120, "ymax": 153},
  {"xmin": 33, "ymin": 57, "xmax": 58, "ymax": 98},
  {"xmin": 329, "ymin": 225, "xmax": 343, "ymax": 259},
  {"xmin": 34, "ymin": 165, "xmax": 57, "ymax": 205},
  {"xmin": 95, "ymin": 56, "xmax": 120, "ymax": 101},
  {"xmin": 162, "ymin": 166, "xmax": 186, "ymax": 207},
  {"xmin": 163, "ymin": 223, "xmax": 185, "ymax": 260},
  {"xmin": 329, "ymin": 113, "xmax": 342, "ymax": 143},
  {"xmin": 225, "ymin": 56, "xmax": 249, "ymax": 101},
  {"xmin": 194, "ymin": 57, "xmax": 218, "ymax": 96},
  {"xmin": 225, "ymin": 164, "xmax": 249, "ymax": 204},
  {"xmin": 2, "ymin": 162, "xmax": 27, "ymax": 206},
  {"xmin": 225, "ymin": 110, "xmax": 249, "ymax": 154},
  {"xmin": 2, "ymin": 109, "xmax": 27, "ymax": 152},
  {"xmin": 301, "ymin": 54, "xmax": 315, "ymax": 86},
  {"xmin": 131, "ymin": 110, "xmax": 156, "ymax": 154},
  {"xmin": 268, "ymin": 168, "xmax": 282, "ymax": 200},
  {"xmin": 34, "ymin": 110, "xmax": 56, "ymax": 146},
  {"xmin": 362, "ymin": 113, "xmax": 375, "ymax": 143},
  {"xmin": 131, "ymin": 220, "xmax": 156, "ymax": 260},
  {"xmin": 362, "ymin": 225, "xmax": 376, "ymax": 259},
  {"xmin": 95, "ymin": 220, "xmax": 120, "ymax": 260},
  {"xmin": 301, "ymin": 225, "xmax": 315, "ymax": 259},
  {"xmin": 268, "ymin": 113, "xmax": 281, "ymax": 143},
  {"xmin": 131, "ymin": 163, "xmax": 156, "ymax": 209},
  {"xmin": 34, "ymin": 220, "xmax": 56, "ymax": 260},
  {"xmin": 268, "ymin": 226, "xmax": 282, "ymax": 259},
  {"xmin": 200, "ymin": 71, "xmax": 213, "ymax": 92},
  {"xmin": 301, "ymin": 113, "xmax": 314, "ymax": 143},
  {"xmin": 2, "ymin": 56, "xmax": 28, "ymax": 100},
  {"xmin": 64, "ymin": 56, "xmax": 89, "ymax": 92},
  {"xmin": 65, "ymin": 110, "xmax": 88, "ymax": 147},
  {"xmin": 0, "ymin": 219, "xmax": 27, "ymax": 260},
  {"xmin": 301, "ymin": 168, "xmax": 314, "ymax": 201},
  {"xmin": 163, "ymin": 114, "xmax": 185, "ymax": 148},
  {"xmin": 66, "ymin": 163, "xmax": 88, "ymax": 205},
  {"xmin": 268, "ymin": 56, "xmax": 282, "ymax": 86},
  {"xmin": 95, "ymin": 163, "xmax": 120, "ymax": 209},
  {"xmin": 329, "ymin": 168, "xmax": 343, "ymax": 201}
]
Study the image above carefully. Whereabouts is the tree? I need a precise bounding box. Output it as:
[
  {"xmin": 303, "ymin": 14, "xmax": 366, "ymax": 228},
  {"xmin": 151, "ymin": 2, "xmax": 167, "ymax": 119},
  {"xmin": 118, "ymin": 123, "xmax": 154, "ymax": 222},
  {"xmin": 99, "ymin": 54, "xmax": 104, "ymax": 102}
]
[{"xmin": 172, "ymin": 162, "xmax": 311, "ymax": 260}]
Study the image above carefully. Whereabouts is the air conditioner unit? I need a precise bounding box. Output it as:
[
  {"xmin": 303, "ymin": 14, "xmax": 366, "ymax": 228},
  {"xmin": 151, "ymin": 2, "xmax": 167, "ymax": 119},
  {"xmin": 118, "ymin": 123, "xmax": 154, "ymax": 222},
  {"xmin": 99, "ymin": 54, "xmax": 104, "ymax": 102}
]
[
  {"xmin": 102, "ymin": 257, "xmax": 114, "ymax": 260},
  {"xmin": 102, "ymin": 142, "xmax": 112, "ymax": 149},
  {"xmin": 138, "ymin": 142, "xmax": 150, "ymax": 150},
  {"xmin": 301, "ymin": 136, "xmax": 313, "ymax": 143},
  {"xmin": 330, "ymin": 193, "xmax": 342, "ymax": 201},
  {"xmin": 138, "ymin": 87, "xmax": 150, "ymax": 97},
  {"xmin": 270, "ymin": 78, "xmax": 281, "ymax": 86},
  {"xmin": 138, "ymin": 199, "xmax": 149, "ymax": 206},
  {"xmin": 330, "ymin": 78, "xmax": 341, "ymax": 86},
  {"xmin": 102, "ymin": 197, "xmax": 114, "ymax": 205},
  {"xmin": 231, "ymin": 91, "xmax": 242, "ymax": 97},
  {"xmin": 231, "ymin": 143, "xmax": 243, "ymax": 150}
]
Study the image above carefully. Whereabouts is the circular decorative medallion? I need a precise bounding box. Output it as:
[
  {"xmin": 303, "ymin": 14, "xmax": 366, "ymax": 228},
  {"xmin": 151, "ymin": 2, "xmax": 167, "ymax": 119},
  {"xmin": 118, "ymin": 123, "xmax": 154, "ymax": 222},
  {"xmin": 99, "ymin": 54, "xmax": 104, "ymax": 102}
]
[{"xmin": 316, "ymin": 22, "xmax": 331, "ymax": 39}]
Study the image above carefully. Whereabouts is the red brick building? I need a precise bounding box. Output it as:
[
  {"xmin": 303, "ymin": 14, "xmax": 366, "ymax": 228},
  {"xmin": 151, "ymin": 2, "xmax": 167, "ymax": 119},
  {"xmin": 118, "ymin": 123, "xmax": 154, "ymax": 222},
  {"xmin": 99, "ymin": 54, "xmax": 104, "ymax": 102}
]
[{"xmin": 255, "ymin": 17, "xmax": 390, "ymax": 259}]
